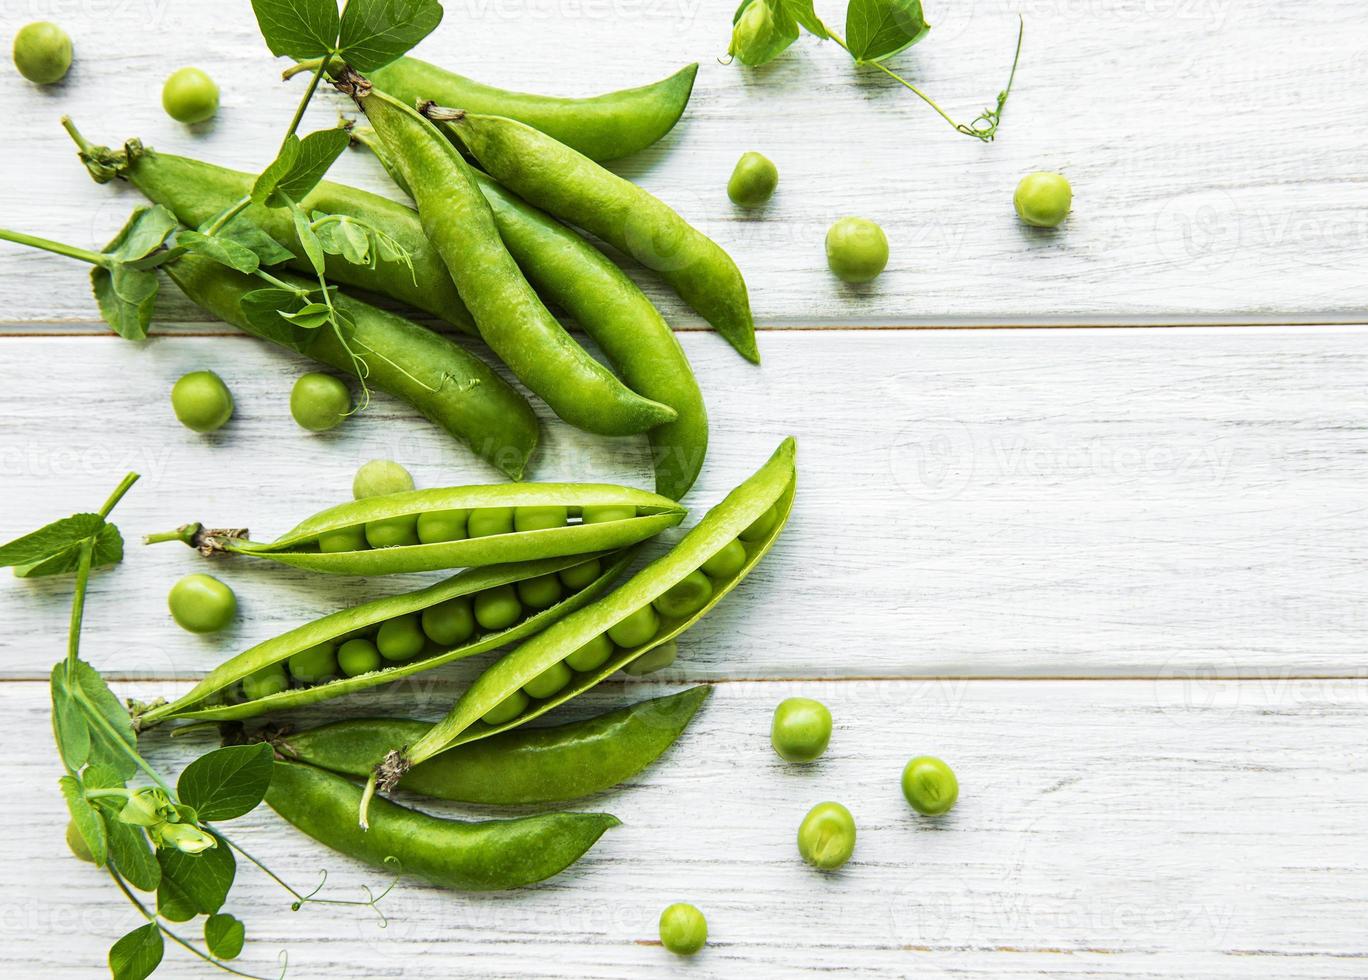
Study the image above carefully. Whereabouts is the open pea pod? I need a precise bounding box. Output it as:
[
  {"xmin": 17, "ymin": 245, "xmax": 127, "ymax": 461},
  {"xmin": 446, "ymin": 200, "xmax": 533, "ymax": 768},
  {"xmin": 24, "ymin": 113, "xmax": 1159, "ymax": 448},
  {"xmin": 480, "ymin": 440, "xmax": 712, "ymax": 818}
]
[
  {"xmin": 146, "ymin": 484, "xmax": 685, "ymax": 575},
  {"xmin": 134, "ymin": 551, "xmax": 634, "ymax": 729},
  {"xmin": 371, "ymin": 438, "xmax": 796, "ymax": 802}
]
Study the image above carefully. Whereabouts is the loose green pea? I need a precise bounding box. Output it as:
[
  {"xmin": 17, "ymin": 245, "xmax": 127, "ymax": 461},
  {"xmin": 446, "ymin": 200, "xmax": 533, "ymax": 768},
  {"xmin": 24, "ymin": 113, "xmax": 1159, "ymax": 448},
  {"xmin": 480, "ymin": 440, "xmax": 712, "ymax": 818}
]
[
  {"xmin": 352, "ymin": 459, "xmax": 414, "ymax": 499},
  {"xmin": 421, "ymin": 596, "xmax": 475, "ymax": 647},
  {"xmin": 168, "ymin": 573, "xmax": 236, "ymax": 634},
  {"xmin": 523, "ymin": 660, "xmax": 572, "ymax": 699},
  {"xmin": 558, "ymin": 557, "xmax": 602, "ymax": 591},
  {"xmin": 377, "ymin": 613, "xmax": 425, "ymax": 662},
  {"xmin": 1013, "ymin": 172, "xmax": 1072, "ymax": 228},
  {"xmin": 727, "ymin": 151, "xmax": 778, "ymax": 207},
  {"xmin": 416, "ymin": 509, "xmax": 468, "ymax": 544},
  {"xmin": 290, "ymin": 373, "xmax": 351, "ymax": 432},
  {"xmin": 162, "ymin": 67, "xmax": 219, "ymax": 125},
  {"xmin": 242, "ymin": 663, "xmax": 289, "ymax": 701},
  {"xmin": 739, "ymin": 504, "xmax": 779, "ymax": 542},
  {"xmin": 825, "ymin": 216, "xmax": 889, "ymax": 284},
  {"xmin": 797, "ymin": 801, "xmax": 856, "ymax": 870},
  {"xmin": 901, "ymin": 756, "xmax": 959, "ymax": 815},
  {"xmin": 171, "ymin": 370, "xmax": 233, "ymax": 433},
  {"xmin": 482, "ymin": 689, "xmax": 529, "ymax": 725},
  {"xmin": 468, "ymin": 507, "xmax": 514, "ymax": 537},
  {"xmin": 770, "ymin": 697, "xmax": 831, "ymax": 763},
  {"xmin": 565, "ymin": 633, "xmax": 615, "ymax": 672},
  {"xmin": 652, "ymin": 571, "xmax": 713, "ymax": 619},
  {"xmin": 514, "ymin": 505, "xmax": 568, "ymax": 532},
  {"xmin": 474, "ymin": 584, "xmax": 522, "ymax": 630},
  {"xmin": 517, "ymin": 573, "xmax": 564, "ymax": 610},
  {"xmin": 581, "ymin": 505, "xmax": 635, "ymax": 524},
  {"xmin": 318, "ymin": 524, "xmax": 368, "ymax": 553},
  {"xmin": 337, "ymin": 638, "xmax": 382, "ymax": 676},
  {"xmin": 658, "ymin": 902, "xmax": 707, "ymax": 956},
  {"xmin": 620, "ymin": 639, "xmax": 677, "ymax": 676},
  {"xmin": 288, "ymin": 642, "xmax": 338, "ymax": 683},
  {"xmin": 608, "ymin": 604, "xmax": 660, "ymax": 648},
  {"xmin": 365, "ymin": 515, "xmax": 419, "ymax": 549},
  {"xmin": 13, "ymin": 22, "xmax": 72, "ymax": 85},
  {"xmin": 701, "ymin": 539, "xmax": 747, "ymax": 578}
]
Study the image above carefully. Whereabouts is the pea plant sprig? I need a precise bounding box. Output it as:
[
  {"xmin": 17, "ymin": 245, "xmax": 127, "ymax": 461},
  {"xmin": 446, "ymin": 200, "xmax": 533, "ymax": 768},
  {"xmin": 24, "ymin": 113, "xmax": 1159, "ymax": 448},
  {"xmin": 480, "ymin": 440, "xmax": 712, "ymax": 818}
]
[
  {"xmin": 728, "ymin": 0, "xmax": 1023, "ymax": 142},
  {"xmin": 1, "ymin": 475, "xmax": 393, "ymax": 979}
]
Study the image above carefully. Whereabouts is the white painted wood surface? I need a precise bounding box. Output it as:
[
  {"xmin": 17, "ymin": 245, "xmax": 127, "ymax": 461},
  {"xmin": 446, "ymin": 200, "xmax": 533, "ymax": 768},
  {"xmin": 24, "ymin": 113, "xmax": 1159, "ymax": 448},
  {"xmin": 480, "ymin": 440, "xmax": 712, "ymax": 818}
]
[{"xmin": 2, "ymin": 1, "xmax": 1367, "ymax": 977}]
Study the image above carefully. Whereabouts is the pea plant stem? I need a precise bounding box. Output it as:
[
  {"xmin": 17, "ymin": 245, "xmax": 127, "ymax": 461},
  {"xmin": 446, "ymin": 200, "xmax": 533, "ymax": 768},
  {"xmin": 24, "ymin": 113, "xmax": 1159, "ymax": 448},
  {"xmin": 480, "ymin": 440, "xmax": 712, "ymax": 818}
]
[
  {"xmin": 0, "ymin": 227, "xmax": 105, "ymax": 266},
  {"xmin": 281, "ymin": 59, "xmax": 329, "ymax": 148}
]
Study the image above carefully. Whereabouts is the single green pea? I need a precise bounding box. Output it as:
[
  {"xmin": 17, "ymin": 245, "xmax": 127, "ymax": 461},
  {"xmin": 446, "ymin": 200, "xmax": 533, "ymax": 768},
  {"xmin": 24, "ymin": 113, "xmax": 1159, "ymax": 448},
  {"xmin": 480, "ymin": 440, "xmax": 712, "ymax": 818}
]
[
  {"xmin": 167, "ymin": 573, "xmax": 236, "ymax": 634},
  {"xmin": 581, "ymin": 504, "xmax": 635, "ymax": 524},
  {"xmin": 701, "ymin": 539, "xmax": 747, "ymax": 578},
  {"xmin": 739, "ymin": 504, "xmax": 779, "ymax": 542},
  {"xmin": 288, "ymin": 642, "xmax": 337, "ymax": 683},
  {"xmin": 608, "ymin": 603, "xmax": 661, "ymax": 648},
  {"xmin": 242, "ymin": 663, "xmax": 289, "ymax": 701},
  {"xmin": 658, "ymin": 902, "xmax": 707, "ymax": 956},
  {"xmin": 621, "ymin": 639, "xmax": 677, "ymax": 676},
  {"xmin": 565, "ymin": 633, "xmax": 615, "ymax": 672},
  {"xmin": 416, "ymin": 509, "xmax": 468, "ymax": 544},
  {"xmin": 376, "ymin": 613, "xmax": 425, "ymax": 662},
  {"xmin": 170, "ymin": 370, "xmax": 233, "ymax": 433},
  {"xmin": 652, "ymin": 570, "xmax": 713, "ymax": 619},
  {"xmin": 901, "ymin": 756, "xmax": 959, "ymax": 815},
  {"xmin": 318, "ymin": 524, "xmax": 368, "ymax": 553},
  {"xmin": 517, "ymin": 573, "xmax": 564, "ymax": 610},
  {"xmin": 421, "ymin": 596, "xmax": 475, "ymax": 647},
  {"xmin": 474, "ymin": 584, "xmax": 522, "ymax": 630},
  {"xmin": 1013, "ymin": 172, "xmax": 1072, "ymax": 228},
  {"xmin": 514, "ymin": 505, "xmax": 568, "ymax": 532},
  {"xmin": 825, "ymin": 216, "xmax": 889, "ymax": 284},
  {"xmin": 66, "ymin": 820, "xmax": 95, "ymax": 863},
  {"xmin": 797, "ymin": 801, "xmax": 856, "ymax": 870},
  {"xmin": 522, "ymin": 660, "xmax": 572, "ymax": 699},
  {"xmin": 727, "ymin": 151, "xmax": 778, "ymax": 208},
  {"xmin": 481, "ymin": 689, "xmax": 529, "ymax": 726},
  {"xmin": 558, "ymin": 557, "xmax": 602, "ymax": 591},
  {"xmin": 13, "ymin": 22, "xmax": 72, "ymax": 85},
  {"xmin": 364, "ymin": 515, "xmax": 419, "ymax": 549},
  {"xmin": 771, "ymin": 697, "xmax": 832, "ymax": 763},
  {"xmin": 162, "ymin": 67, "xmax": 219, "ymax": 125},
  {"xmin": 337, "ymin": 638, "xmax": 382, "ymax": 677},
  {"xmin": 352, "ymin": 459, "xmax": 414, "ymax": 499},
  {"xmin": 289, "ymin": 373, "xmax": 351, "ymax": 432},
  {"xmin": 468, "ymin": 507, "xmax": 514, "ymax": 537}
]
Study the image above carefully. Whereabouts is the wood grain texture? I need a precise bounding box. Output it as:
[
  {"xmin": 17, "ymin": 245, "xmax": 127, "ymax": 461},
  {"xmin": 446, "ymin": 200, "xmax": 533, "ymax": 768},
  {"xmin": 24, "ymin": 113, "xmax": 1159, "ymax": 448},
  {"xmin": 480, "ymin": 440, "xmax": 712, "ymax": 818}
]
[{"xmin": 1, "ymin": 2, "xmax": 1366, "ymax": 326}]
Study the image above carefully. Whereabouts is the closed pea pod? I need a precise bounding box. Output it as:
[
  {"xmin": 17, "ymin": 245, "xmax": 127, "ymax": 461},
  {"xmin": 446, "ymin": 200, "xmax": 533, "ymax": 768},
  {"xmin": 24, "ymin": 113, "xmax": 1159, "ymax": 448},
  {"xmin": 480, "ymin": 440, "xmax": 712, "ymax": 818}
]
[
  {"xmin": 265, "ymin": 760, "xmax": 618, "ymax": 891},
  {"xmin": 131, "ymin": 551, "xmax": 634, "ymax": 728},
  {"xmin": 145, "ymin": 483, "xmax": 685, "ymax": 575}
]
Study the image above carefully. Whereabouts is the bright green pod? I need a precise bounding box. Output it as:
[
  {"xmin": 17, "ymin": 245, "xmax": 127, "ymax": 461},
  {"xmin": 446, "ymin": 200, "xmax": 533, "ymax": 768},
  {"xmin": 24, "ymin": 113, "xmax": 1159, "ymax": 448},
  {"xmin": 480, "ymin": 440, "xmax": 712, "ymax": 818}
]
[
  {"xmin": 131, "ymin": 552, "xmax": 633, "ymax": 728},
  {"xmin": 374, "ymin": 438, "xmax": 796, "ymax": 794},
  {"xmin": 145, "ymin": 484, "xmax": 685, "ymax": 575},
  {"xmin": 274, "ymin": 687, "xmax": 710, "ymax": 805}
]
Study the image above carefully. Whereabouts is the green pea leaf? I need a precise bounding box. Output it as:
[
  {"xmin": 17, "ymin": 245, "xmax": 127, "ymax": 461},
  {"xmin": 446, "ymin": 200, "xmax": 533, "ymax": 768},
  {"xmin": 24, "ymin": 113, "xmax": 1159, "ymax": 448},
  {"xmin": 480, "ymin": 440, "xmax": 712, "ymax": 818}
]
[
  {"xmin": 204, "ymin": 913, "xmax": 245, "ymax": 960},
  {"xmin": 251, "ymin": 0, "xmax": 341, "ymax": 61},
  {"xmin": 205, "ymin": 213, "xmax": 295, "ymax": 268},
  {"xmin": 108, "ymin": 820, "xmax": 161, "ymax": 892},
  {"xmin": 239, "ymin": 289, "xmax": 315, "ymax": 352},
  {"xmin": 157, "ymin": 834, "xmax": 235, "ymax": 918},
  {"xmin": 338, "ymin": 0, "xmax": 445, "ymax": 72},
  {"xmin": 291, "ymin": 203, "xmax": 327, "ymax": 275},
  {"xmin": 312, "ymin": 213, "xmax": 373, "ymax": 266},
  {"xmin": 0, "ymin": 513, "xmax": 102, "ymax": 569},
  {"xmin": 281, "ymin": 128, "xmax": 352, "ymax": 204},
  {"xmin": 73, "ymin": 659, "xmax": 138, "ymax": 781},
  {"xmin": 782, "ymin": 0, "xmax": 831, "ymax": 38},
  {"xmin": 91, "ymin": 264, "xmax": 159, "ymax": 341},
  {"xmin": 60, "ymin": 775, "xmax": 108, "ymax": 867},
  {"xmin": 177, "ymin": 744, "xmax": 274, "ymax": 822},
  {"xmin": 12, "ymin": 522, "xmax": 124, "ymax": 578},
  {"xmin": 50, "ymin": 665, "xmax": 90, "ymax": 770},
  {"xmin": 251, "ymin": 135, "xmax": 302, "ymax": 208},
  {"xmin": 845, "ymin": 0, "xmax": 930, "ymax": 63},
  {"xmin": 109, "ymin": 923, "xmax": 163, "ymax": 980},
  {"xmin": 102, "ymin": 206, "xmax": 179, "ymax": 266},
  {"xmin": 279, "ymin": 302, "xmax": 333, "ymax": 329},
  {"xmin": 175, "ymin": 230, "xmax": 261, "ymax": 275}
]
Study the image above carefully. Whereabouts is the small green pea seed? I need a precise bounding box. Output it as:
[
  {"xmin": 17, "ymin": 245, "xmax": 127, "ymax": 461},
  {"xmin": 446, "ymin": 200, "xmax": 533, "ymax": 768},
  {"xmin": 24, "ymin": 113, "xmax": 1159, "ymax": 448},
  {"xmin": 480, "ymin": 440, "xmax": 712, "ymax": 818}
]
[
  {"xmin": 13, "ymin": 22, "xmax": 72, "ymax": 85},
  {"xmin": 352, "ymin": 459, "xmax": 414, "ymax": 499},
  {"xmin": 658, "ymin": 902, "xmax": 707, "ymax": 956},
  {"xmin": 318, "ymin": 524, "xmax": 368, "ymax": 553},
  {"xmin": 797, "ymin": 801, "xmax": 856, "ymax": 870},
  {"xmin": 167, "ymin": 573, "xmax": 236, "ymax": 634},
  {"xmin": 162, "ymin": 66, "xmax": 219, "ymax": 125},
  {"xmin": 364, "ymin": 515, "xmax": 419, "ymax": 549},
  {"xmin": 825, "ymin": 216, "xmax": 889, "ymax": 284},
  {"xmin": 607, "ymin": 603, "xmax": 661, "ymax": 648},
  {"xmin": 901, "ymin": 756, "xmax": 959, "ymax": 815},
  {"xmin": 727, "ymin": 151, "xmax": 779, "ymax": 207},
  {"xmin": 416, "ymin": 509, "xmax": 468, "ymax": 544},
  {"xmin": 514, "ymin": 505, "xmax": 568, "ymax": 531},
  {"xmin": 289, "ymin": 373, "xmax": 350, "ymax": 432},
  {"xmin": 421, "ymin": 597, "xmax": 475, "ymax": 647},
  {"xmin": 473, "ymin": 584, "xmax": 522, "ymax": 630},
  {"xmin": 565, "ymin": 633, "xmax": 615, "ymax": 672},
  {"xmin": 1013, "ymin": 171, "xmax": 1072, "ymax": 228},
  {"xmin": 376, "ymin": 613, "xmax": 425, "ymax": 662},
  {"xmin": 170, "ymin": 370, "xmax": 233, "ymax": 433},
  {"xmin": 468, "ymin": 507, "xmax": 514, "ymax": 537},
  {"xmin": 558, "ymin": 557, "xmax": 602, "ymax": 591},
  {"xmin": 770, "ymin": 697, "xmax": 832, "ymax": 763},
  {"xmin": 241, "ymin": 663, "xmax": 289, "ymax": 701},
  {"xmin": 522, "ymin": 660, "xmax": 572, "ymax": 699},
  {"xmin": 581, "ymin": 505, "xmax": 635, "ymax": 524},
  {"xmin": 517, "ymin": 573, "xmax": 564, "ymax": 610},
  {"xmin": 652, "ymin": 570, "xmax": 713, "ymax": 619},
  {"xmin": 621, "ymin": 639, "xmax": 677, "ymax": 676},
  {"xmin": 288, "ymin": 642, "xmax": 337, "ymax": 683},
  {"xmin": 336, "ymin": 638, "xmax": 382, "ymax": 677},
  {"xmin": 701, "ymin": 539, "xmax": 747, "ymax": 578},
  {"xmin": 482, "ymin": 689, "xmax": 529, "ymax": 725}
]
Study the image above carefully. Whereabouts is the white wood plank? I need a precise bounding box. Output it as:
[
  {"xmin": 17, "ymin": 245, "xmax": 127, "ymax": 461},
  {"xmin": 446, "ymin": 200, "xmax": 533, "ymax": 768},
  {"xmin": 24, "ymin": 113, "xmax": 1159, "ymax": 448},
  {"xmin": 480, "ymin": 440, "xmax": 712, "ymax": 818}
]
[
  {"xmin": 1, "ymin": 2, "xmax": 1366, "ymax": 326},
  {"xmin": 2, "ymin": 678, "xmax": 1365, "ymax": 977},
  {"xmin": 2, "ymin": 326, "xmax": 1365, "ymax": 680}
]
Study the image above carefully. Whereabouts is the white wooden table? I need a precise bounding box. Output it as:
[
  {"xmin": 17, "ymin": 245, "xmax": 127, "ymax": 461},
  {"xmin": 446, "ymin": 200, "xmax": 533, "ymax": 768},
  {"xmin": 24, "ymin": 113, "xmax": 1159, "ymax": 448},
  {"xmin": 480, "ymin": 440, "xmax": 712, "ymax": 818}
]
[{"xmin": 3, "ymin": 2, "xmax": 1366, "ymax": 977}]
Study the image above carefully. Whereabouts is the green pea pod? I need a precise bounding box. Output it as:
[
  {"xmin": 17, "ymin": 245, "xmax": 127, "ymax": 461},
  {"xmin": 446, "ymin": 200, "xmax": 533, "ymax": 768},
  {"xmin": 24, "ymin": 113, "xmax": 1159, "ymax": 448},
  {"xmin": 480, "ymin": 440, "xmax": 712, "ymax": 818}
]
[
  {"xmin": 352, "ymin": 126, "xmax": 708, "ymax": 501},
  {"xmin": 340, "ymin": 74, "xmax": 677, "ymax": 438},
  {"xmin": 274, "ymin": 686, "xmax": 710, "ymax": 805},
  {"xmin": 365, "ymin": 59, "xmax": 697, "ymax": 162},
  {"xmin": 135, "ymin": 551, "xmax": 633, "ymax": 729},
  {"xmin": 63, "ymin": 118, "xmax": 478, "ymax": 335},
  {"xmin": 266, "ymin": 759, "xmax": 618, "ymax": 891},
  {"xmin": 147, "ymin": 484, "xmax": 685, "ymax": 575},
  {"xmin": 373, "ymin": 438, "xmax": 795, "ymax": 804},
  {"xmin": 163, "ymin": 254, "xmax": 538, "ymax": 480},
  {"xmin": 429, "ymin": 107, "xmax": 760, "ymax": 365}
]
